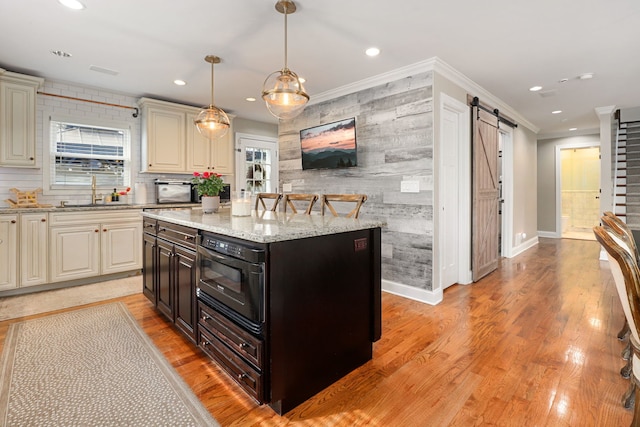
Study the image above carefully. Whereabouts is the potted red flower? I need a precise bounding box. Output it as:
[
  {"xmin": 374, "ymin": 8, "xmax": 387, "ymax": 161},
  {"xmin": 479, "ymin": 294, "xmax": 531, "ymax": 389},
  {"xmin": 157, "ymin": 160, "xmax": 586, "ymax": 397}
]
[{"xmin": 192, "ymin": 171, "xmax": 224, "ymax": 213}]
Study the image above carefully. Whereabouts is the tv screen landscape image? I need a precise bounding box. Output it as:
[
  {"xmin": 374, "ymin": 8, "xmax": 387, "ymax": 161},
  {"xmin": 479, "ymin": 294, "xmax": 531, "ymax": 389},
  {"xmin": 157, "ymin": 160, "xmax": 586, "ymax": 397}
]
[{"xmin": 300, "ymin": 118, "xmax": 357, "ymax": 170}]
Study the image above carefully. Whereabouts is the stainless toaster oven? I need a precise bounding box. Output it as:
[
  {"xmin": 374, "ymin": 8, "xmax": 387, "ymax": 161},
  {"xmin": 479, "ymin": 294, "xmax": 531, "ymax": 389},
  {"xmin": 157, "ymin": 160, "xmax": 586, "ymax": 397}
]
[{"xmin": 154, "ymin": 180, "xmax": 192, "ymax": 203}]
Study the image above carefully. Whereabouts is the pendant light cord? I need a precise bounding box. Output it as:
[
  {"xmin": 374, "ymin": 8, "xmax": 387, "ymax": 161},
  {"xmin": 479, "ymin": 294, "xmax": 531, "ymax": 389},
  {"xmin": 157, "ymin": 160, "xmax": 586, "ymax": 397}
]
[
  {"xmin": 283, "ymin": 4, "xmax": 288, "ymax": 71},
  {"xmin": 210, "ymin": 60, "xmax": 215, "ymax": 106}
]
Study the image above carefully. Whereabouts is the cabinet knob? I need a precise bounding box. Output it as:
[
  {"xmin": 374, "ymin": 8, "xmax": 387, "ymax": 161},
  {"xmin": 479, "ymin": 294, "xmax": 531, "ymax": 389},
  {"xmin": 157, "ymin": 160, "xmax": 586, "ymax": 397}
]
[
  {"xmin": 149, "ymin": 164, "xmax": 153, "ymax": 167},
  {"xmin": 103, "ymin": 228, "xmax": 107, "ymax": 232},
  {"xmin": 10, "ymin": 220, "xmax": 16, "ymax": 224},
  {"xmin": 41, "ymin": 218, "xmax": 46, "ymax": 222},
  {"xmin": 95, "ymin": 229, "xmax": 100, "ymax": 233},
  {"xmin": 239, "ymin": 342, "xmax": 249, "ymax": 349},
  {"xmin": 29, "ymin": 157, "xmax": 34, "ymax": 161},
  {"xmin": 237, "ymin": 373, "xmax": 247, "ymax": 380}
]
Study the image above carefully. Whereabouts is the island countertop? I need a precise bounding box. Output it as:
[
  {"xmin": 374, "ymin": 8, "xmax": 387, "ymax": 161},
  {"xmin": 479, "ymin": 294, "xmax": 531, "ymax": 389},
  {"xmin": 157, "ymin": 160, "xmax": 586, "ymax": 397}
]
[{"xmin": 142, "ymin": 207, "xmax": 385, "ymax": 243}]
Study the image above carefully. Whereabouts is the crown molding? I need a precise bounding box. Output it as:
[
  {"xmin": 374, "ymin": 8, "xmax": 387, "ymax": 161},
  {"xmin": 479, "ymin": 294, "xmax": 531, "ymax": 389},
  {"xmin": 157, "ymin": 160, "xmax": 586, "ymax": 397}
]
[
  {"xmin": 310, "ymin": 56, "xmax": 539, "ymax": 133},
  {"xmin": 537, "ymin": 128, "xmax": 599, "ymax": 140}
]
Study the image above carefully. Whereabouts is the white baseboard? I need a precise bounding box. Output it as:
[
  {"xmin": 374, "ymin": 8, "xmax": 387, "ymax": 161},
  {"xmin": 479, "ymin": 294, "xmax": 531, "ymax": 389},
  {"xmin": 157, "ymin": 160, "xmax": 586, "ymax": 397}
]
[
  {"xmin": 537, "ymin": 231, "xmax": 559, "ymax": 238},
  {"xmin": 382, "ymin": 279, "xmax": 443, "ymax": 305},
  {"xmin": 511, "ymin": 236, "xmax": 539, "ymax": 257}
]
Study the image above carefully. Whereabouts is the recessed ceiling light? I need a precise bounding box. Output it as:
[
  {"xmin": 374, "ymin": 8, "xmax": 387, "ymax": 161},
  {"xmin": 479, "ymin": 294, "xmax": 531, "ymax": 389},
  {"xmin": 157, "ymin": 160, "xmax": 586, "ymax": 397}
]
[
  {"xmin": 173, "ymin": 80, "xmax": 186, "ymax": 86},
  {"xmin": 529, "ymin": 86, "xmax": 542, "ymax": 92},
  {"xmin": 58, "ymin": 0, "xmax": 85, "ymax": 10},
  {"xmin": 559, "ymin": 78, "xmax": 569, "ymax": 83},
  {"xmin": 51, "ymin": 50, "xmax": 72, "ymax": 58},
  {"xmin": 552, "ymin": 110, "xmax": 562, "ymax": 114},
  {"xmin": 365, "ymin": 47, "xmax": 380, "ymax": 57},
  {"xmin": 579, "ymin": 73, "xmax": 594, "ymax": 80},
  {"xmin": 569, "ymin": 127, "xmax": 577, "ymax": 131},
  {"xmin": 245, "ymin": 97, "xmax": 256, "ymax": 102}
]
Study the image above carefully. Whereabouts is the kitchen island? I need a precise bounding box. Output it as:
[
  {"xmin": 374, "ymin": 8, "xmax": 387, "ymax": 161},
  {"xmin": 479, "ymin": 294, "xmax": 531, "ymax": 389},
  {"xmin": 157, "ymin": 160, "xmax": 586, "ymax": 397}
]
[{"xmin": 141, "ymin": 207, "xmax": 383, "ymax": 414}]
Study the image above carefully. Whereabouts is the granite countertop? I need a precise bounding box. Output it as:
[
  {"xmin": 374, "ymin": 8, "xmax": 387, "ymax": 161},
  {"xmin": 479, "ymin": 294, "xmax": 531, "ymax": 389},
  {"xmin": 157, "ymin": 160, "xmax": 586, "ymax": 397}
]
[
  {"xmin": 0, "ymin": 203, "xmax": 201, "ymax": 214},
  {"xmin": 142, "ymin": 207, "xmax": 385, "ymax": 243}
]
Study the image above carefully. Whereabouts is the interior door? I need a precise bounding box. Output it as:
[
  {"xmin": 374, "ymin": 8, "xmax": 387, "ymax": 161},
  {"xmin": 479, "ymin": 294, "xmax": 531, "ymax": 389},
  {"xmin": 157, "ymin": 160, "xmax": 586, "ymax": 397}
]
[
  {"xmin": 472, "ymin": 107, "xmax": 500, "ymax": 281},
  {"xmin": 235, "ymin": 134, "xmax": 279, "ymax": 194}
]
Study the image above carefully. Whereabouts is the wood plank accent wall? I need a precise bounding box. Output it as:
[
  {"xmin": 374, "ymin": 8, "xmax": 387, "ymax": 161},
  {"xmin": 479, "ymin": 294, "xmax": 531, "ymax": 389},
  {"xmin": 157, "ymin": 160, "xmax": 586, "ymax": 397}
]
[{"xmin": 278, "ymin": 72, "xmax": 435, "ymax": 290}]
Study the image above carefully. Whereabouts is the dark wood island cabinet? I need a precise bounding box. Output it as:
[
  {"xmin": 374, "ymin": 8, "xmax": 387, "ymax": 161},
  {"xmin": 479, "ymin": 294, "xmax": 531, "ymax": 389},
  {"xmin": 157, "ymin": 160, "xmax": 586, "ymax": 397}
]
[{"xmin": 142, "ymin": 208, "xmax": 383, "ymax": 415}]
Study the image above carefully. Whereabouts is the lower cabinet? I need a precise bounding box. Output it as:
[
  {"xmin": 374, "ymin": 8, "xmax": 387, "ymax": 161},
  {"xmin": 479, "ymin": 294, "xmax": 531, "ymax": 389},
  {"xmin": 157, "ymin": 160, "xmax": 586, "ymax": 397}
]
[
  {"xmin": 143, "ymin": 220, "xmax": 197, "ymax": 343},
  {"xmin": 20, "ymin": 213, "xmax": 48, "ymax": 287},
  {"xmin": 49, "ymin": 210, "xmax": 142, "ymax": 283},
  {"xmin": 0, "ymin": 214, "xmax": 18, "ymax": 291},
  {"xmin": 0, "ymin": 212, "xmax": 48, "ymax": 291}
]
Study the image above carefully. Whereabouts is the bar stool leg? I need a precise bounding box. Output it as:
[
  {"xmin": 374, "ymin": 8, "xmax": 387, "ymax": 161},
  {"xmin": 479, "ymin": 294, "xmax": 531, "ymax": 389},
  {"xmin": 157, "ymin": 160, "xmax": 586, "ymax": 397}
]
[{"xmin": 620, "ymin": 318, "xmax": 631, "ymax": 340}]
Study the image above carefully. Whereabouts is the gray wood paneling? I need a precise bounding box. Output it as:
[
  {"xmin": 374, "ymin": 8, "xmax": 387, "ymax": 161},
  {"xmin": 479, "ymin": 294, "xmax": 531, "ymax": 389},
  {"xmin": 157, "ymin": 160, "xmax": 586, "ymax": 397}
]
[{"xmin": 279, "ymin": 71, "xmax": 435, "ymax": 292}]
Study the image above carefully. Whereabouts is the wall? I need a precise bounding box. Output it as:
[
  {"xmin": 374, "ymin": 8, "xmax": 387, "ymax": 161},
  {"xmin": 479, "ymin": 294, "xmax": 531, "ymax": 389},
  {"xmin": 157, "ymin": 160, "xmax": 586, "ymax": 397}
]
[
  {"xmin": 233, "ymin": 118, "xmax": 277, "ymax": 138},
  {"xmin": 0, "ymin": 79, "xmax": 272, "ymax": 207},
  {"xmin": 536, "ymin": 133, "xmax": 600, "ymax": 234},
  {"xmin": 512, "ymin": 125, "xmax": 539, "ymax": 246},
  {"xmin": 279, "ymin": 72, "xmax": 435, "ymax": 291}
]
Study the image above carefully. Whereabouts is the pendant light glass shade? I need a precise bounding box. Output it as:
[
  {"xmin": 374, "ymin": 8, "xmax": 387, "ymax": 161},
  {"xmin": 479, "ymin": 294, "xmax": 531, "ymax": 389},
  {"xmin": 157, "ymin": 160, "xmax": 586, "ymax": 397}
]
[
  {"xmin": 262, "ymin": 0, "xmax": 309, "ymax": 120},
  {"xmin": 195, "ymin": 55, "xmax": 230, "ymax": 139}
]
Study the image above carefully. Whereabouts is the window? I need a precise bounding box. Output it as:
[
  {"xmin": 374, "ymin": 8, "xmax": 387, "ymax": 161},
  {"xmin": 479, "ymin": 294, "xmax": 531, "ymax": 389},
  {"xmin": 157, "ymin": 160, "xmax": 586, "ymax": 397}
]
[{"xmin": 49, "ymin": 118, "xmax": 131, "ymax": 189}]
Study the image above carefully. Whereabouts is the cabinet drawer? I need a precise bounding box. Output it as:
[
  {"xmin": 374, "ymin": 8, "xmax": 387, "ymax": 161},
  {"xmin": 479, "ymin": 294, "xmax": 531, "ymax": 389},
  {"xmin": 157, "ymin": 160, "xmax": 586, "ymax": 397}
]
[
  {"xmin": 198, "ymin": 302, "xmax": 263, "ymax": 369},
  {"xmin": 199, "ymin": 327, "xmax": 263, "ymax": 402},
  {"xmin": 143, "ymin": 218, "xmax": 157, "ymax": 234},
  {"xmin": 157, "ymin": 221, "xmax": 197, "ymax": 249}
]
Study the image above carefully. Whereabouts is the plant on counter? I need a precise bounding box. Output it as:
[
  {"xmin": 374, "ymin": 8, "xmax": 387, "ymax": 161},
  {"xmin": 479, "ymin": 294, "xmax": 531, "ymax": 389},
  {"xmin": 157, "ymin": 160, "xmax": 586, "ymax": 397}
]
[{"xmin": 192, "ymin": 171, "xmax": 224, "ymax": 197}]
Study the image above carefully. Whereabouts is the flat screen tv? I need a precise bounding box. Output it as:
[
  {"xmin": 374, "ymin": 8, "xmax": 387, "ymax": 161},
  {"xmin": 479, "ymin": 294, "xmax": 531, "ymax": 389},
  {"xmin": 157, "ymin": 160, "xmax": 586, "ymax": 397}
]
[{"xmin": 300, "ymin": 117, "xmax": 357, "ymax": 170}]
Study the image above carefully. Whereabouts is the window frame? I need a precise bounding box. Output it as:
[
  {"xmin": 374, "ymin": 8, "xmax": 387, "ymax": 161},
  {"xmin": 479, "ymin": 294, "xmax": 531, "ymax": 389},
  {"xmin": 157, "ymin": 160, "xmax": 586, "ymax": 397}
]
[{"xmin": 43, "ymin": 114, "xmax": 132, "ymax": 195}]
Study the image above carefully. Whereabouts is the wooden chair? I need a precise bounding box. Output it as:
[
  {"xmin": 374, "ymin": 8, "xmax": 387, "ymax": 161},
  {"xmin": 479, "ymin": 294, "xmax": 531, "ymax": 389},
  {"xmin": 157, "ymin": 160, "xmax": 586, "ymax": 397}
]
[
  {"xmin": 282, "ymin": 193, "xmax": 318, "ymax": 215},
  {"xmin": 595, "ymin": 224, "xmax": 640, "ymax": 412},
  {"xmin": 602, "ymin": 212, "xmax": 638, "ymax": 342},
  {"xmin": 321, "ymin": 194, "xmax": 367, "ymax": 219},
  {"xmin": 255, "ymin": 193, "xmax": 282, "ymax": 212}
]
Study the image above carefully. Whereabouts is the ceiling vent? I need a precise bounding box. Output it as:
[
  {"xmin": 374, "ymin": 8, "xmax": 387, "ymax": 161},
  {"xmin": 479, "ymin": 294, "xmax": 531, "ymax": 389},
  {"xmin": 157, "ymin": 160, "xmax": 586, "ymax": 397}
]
[{"xmin": 89, "ymin": 65, "xmax": 119, "ymax": 76}]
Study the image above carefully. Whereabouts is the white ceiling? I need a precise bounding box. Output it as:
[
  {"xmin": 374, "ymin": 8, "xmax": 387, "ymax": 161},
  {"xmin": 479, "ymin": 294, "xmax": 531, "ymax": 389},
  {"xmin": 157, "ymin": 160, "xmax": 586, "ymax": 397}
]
[{"xmin": 1, "ymin": 0, "xmax": 639, "ymax": 136}]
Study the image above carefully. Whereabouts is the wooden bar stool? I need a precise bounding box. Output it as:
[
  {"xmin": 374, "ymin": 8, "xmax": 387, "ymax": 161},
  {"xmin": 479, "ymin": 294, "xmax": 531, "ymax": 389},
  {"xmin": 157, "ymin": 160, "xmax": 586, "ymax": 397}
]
[
  {"xmin": 255, "ymin": 193, "xmax": 282, "ymax": 212},
  {"xmin": 321, "ymin": 194, "xmax": 367, "ymax": 218},
  {"xmin": 282, "ymin": 193, "xmax": 318, "ymax": 215}
]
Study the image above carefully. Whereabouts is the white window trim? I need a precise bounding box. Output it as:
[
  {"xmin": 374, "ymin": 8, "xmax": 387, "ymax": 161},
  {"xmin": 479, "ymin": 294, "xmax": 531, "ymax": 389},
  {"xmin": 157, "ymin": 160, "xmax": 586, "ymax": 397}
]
[{"xmin": 43, "ymin": 113, "xmax": 132, "ymax": 195}]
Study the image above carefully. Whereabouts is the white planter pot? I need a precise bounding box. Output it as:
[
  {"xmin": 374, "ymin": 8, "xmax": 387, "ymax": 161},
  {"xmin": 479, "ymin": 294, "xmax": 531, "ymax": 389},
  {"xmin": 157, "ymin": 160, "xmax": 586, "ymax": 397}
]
[{"xmin": 201, "ymin": 196, "xmax": 220, "ymax": 214}]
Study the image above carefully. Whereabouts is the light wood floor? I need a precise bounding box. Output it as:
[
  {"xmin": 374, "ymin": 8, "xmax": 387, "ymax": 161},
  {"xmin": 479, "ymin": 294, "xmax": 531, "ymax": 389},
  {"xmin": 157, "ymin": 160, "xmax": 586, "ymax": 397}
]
[{"xmin": 0, "ymin": 237, "xmax": 633, "ymax": 426}]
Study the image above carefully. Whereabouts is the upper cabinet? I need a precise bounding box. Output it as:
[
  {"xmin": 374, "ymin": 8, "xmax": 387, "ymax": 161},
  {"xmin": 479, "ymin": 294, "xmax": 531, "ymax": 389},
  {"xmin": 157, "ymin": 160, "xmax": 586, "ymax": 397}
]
[
  {"xmin": 139, "ymin": 97, "xmax": 234, "ymax": 175},
  {"xmin": 0, "ymin": 70, "xmax": 44, "ymax": 168}
]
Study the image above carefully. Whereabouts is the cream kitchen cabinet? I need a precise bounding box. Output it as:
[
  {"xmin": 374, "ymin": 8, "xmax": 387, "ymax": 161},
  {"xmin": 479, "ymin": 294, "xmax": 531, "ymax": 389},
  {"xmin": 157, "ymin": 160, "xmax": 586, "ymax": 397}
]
[
  {"xmin": 0, "ymin": 214, "xmax": 18, "ymax": 291},
  {"xmin": 49, "ymin": 210, "xmax": 142, "ymax": 283},
  {"xmin": 20, "ymin": 212, "xmax": 48, "ymax": 287},
  {"xmin": 140, "ymin": 97, "xmax": 234, "ymax": 175},
  {"xmin": 186, "ymin": 111, "xmax": 235, "ymax": 175},
  {"xmin": 0, "ymin": 70, "xmax": 44, "ymax": 167}
]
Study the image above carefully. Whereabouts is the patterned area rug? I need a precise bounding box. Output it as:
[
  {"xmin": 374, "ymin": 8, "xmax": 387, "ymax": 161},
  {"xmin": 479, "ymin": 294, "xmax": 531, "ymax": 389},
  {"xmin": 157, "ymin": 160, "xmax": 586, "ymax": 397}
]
[{"xmin": 0, "ymin": 303, "xmax": 219, "ymax": 426}]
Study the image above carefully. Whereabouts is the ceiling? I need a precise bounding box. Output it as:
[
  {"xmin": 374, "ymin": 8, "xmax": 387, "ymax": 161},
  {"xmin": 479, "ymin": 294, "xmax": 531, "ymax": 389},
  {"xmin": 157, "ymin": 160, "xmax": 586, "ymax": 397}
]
[{"xmin": 1, "ymin": 0, "xmax": 639, "ymax": 136}]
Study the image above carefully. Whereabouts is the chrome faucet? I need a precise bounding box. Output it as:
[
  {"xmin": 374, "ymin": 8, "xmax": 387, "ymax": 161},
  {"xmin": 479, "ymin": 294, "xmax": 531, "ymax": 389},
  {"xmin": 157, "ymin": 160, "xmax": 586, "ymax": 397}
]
[{"xmin": 91, "ymin": 175, "xmax": 103, "ymax": 204}]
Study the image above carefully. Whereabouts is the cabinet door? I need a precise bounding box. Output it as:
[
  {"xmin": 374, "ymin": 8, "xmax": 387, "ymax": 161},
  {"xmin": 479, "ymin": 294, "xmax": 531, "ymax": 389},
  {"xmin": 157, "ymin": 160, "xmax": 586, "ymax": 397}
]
[
  {"xmin": 156, "ymin": 238, "xmax": 174, "ymax": 321},
  {"xmin": 0, "ymin": 215, "xmax": 18, "ymax": 291},
  {"xmin": 174, "ymin": 245, "xmax": 197, "ymax": 342},
  {"xmin": 145, "ymin": 107, "xmax": 186, "ymax": 172},
  {"xmin": 101, "ymin": 221, "xmax": 142, "ymax": 275},
  {"xmin": 142, "ymin": 232, "xmax": 157, "ymax": 304},
  {"xmin": 20, "ymin": 213, "xmax": 48, "ymax": 287},
  {"xmin": 186, "ymin": 112, "xmax": 212, "ymax": 172},
  {"xmin": 49, "ymin": 225, "xmax": 100, "ymax": 282},
  {"xmin": 211, "ymin": 126, "xmax": 234, "ymax": 175},
  {"xmin": 0, "ymin": 80, "xmax": 37, "ymax": 167}
]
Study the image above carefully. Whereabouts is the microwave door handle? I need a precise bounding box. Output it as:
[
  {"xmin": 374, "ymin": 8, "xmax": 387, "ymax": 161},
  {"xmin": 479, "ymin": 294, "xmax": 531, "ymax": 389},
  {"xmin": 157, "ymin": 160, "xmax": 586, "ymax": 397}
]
[{"xmin": 198, "ymin": 246, "xmax": 241, "ymax": 266}]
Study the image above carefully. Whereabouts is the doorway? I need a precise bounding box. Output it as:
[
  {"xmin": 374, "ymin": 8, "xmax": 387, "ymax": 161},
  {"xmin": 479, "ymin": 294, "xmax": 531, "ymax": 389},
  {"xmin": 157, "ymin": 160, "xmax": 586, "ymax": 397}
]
[
  {"xmin": 557, "ymin": 146, "xmax": 600, "ymax": 241},
  {"xmin": 235, "ymin": 133, "xmax": 279, "ymax": 196}
]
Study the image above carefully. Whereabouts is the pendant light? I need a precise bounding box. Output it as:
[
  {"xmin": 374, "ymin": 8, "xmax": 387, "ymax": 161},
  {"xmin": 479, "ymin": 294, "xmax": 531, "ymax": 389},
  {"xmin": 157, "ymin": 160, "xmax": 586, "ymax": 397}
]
[
  {"xmin": 194, "ymin": 55, "xmax": 230, "ymax": 139},
  {"xmin": 262, "ymin": 0, "xmax": 309, "ymax": 120}
]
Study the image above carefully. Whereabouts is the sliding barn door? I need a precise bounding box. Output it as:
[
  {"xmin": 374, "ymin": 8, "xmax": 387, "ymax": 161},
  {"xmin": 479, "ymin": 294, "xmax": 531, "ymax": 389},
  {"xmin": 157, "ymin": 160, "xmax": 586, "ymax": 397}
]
[{"xmin": 472, "ymin": 107, "xmax": 500, "ymax": 281}]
